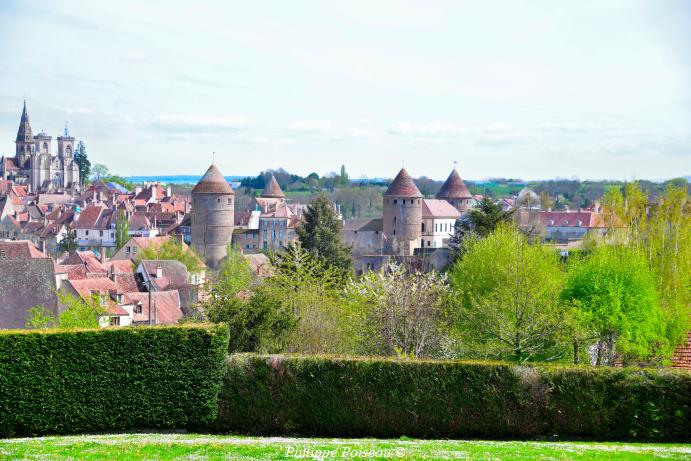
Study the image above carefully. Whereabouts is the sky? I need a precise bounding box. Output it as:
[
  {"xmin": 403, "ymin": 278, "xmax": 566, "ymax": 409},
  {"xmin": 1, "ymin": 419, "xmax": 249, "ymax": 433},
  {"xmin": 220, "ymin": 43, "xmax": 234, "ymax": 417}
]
[{"xmin": 0, "ymin": 0, "xmax": 690, "ymax": 181}]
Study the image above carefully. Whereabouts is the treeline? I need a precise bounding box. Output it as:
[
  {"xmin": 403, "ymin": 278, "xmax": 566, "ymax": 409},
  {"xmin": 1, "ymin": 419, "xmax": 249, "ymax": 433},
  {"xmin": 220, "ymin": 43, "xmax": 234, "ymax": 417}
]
[{"xmin": 194, "ymin": 183, "xmax": 690, "ymax": 366}]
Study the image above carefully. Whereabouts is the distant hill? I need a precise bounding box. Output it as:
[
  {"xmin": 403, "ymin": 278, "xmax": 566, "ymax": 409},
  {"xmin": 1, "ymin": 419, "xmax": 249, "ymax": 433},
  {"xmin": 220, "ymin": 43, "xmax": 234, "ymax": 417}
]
[{"xmin": 125, "ymin": 175, "xmax": 246, "ymax": 184}]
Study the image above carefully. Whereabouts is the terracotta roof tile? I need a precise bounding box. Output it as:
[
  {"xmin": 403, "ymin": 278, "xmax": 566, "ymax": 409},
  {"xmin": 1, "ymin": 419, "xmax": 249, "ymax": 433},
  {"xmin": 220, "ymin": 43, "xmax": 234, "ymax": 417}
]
[
  {"xmin": 422, "ymin": 199, "xmax": 462, "ymax": 218},
  {"xmin": 385, "ymin": 168, "xmax": 422, "ymax": 197},
  {"xmin": 192, "ymin": 164, "xmax": 233, "ymax": 194},
  {"xmin": 436, "ymin": 168, "xmax": 472, "ymax": 200}
]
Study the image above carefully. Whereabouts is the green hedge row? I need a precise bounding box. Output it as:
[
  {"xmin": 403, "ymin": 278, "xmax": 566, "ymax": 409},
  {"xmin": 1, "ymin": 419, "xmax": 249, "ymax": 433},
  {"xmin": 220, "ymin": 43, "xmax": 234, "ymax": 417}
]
[
  {"xmin": 0, "ymin": 325, "xmax": 229, "ymax": 437},
  {"xmin": 219, "ymin": 355, "xmax": 691, "ymax": 441}
]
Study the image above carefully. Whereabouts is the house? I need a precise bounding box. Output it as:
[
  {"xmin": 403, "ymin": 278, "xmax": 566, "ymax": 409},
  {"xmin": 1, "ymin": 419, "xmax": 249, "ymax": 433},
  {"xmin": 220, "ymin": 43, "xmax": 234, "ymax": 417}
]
[
  {"xmin": 123, "ymin": 290, "xmax": 183, "ymax": 325},
  {"xmin": 421, "ymin": 199, "xmax": 461, "ymax": 250},
  {"xmin": 61, "ymin": 277, "xmax": 133, "ymax": 327},
  {"xmin": 110, "ymin": 236, "xmax": 170, "ymax": 261},
  {"xmin": 135, "ymin": 259, "xmax": 193, "ymax": 290},
  {"xmin": 71, "ymin": 204, "xmax": 117, "ymax": 251}
]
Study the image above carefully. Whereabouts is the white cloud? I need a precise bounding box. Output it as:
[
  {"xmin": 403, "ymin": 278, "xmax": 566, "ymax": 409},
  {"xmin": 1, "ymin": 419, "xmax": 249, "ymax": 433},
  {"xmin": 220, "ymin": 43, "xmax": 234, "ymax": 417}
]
[
  {"xmin": 287, "ymin": 120, "xmax": 332, "ymax": 132},
  {"xmin": 390, "ymin": 122, "xmax": 466, "ymax": 136},
  {"xmin": 120, "ymin": 51, "xmax": 150, "ymax": 62},
  {"xmin": 147, "ymin": 114, "xmax": 254, "ymax": 132}
]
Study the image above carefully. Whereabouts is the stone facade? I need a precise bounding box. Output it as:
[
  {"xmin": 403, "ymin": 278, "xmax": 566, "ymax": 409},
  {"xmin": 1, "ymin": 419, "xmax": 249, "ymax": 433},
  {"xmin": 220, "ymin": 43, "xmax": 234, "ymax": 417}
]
[
  {"xmin": 0, "ymin": 102, "xmax": 80, "ymax": 192},
  {"xmin": 382, "ymin": 168, "xmax": 423, "ymax": 256},
  {"xmin": 191, "ymin": 164, "xmax": 234, "ymax": 269}
]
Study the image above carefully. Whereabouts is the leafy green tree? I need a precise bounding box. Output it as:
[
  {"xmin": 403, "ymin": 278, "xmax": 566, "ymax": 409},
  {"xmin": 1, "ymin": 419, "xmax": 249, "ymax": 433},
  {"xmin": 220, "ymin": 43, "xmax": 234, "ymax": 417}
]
[
  {"xmin": 26, "ymin": 292, "xmax": 106, "ymax": 330},
  {"xmin": 465, "ymin": 196, "xmax": 514, "ymax": 237},
  {"xmin": 562, "ymin": 244, "xmax": 668, "ymax": 365},
  {"xmin": 448, "ymin": 224, "xmax": 569, "ymax": 363},
  {"xmin": 57, "ymin": 225, "xmax": 78, "ymax": 253},
  {"xmin": 260, "ymin": 241, "xmax": 353, "ymax": 353},
  {"xmin": 296, "ymin": 193, "xmax": 353, "ymax": 278},
  {"xmin": 339, "ymin": 164, "xmax": 349, "ymax": 186},
  {"xmin": 73, "ymin": 140, "xmax": 91, "ymax": 186},
  {"xmin": 346, "ymin": 263, "xmax": 451, "ymax": 357},
  {"xmin": 91, "ymin": 163, "xmax": 109, "ymax": 181},
  {"xmin": 138, "ymin": 237, "xmax": 203, "ymax": 273},
  {"xmin": 25, "ymin": 305, "xmax": 56, "ymax": 329},
  {"xmin": 114, "ymin": 213, "xmax": 129, "ymax": 250}
]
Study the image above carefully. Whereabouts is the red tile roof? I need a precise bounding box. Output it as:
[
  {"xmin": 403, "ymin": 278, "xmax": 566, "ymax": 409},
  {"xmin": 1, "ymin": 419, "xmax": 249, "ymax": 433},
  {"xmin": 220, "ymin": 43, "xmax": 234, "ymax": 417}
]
[
  {"xmin": 540, "ymin": 211, "xmax": 598, "ymax": 228},
  {"xmin": 436, "ymin": 168, "xmax": 472, "ymax": 199},
  {"xmin": 261, "ymin": 175, "xmax": 285, "ymax": 198},
  {"xmin": 385, "ymin": 168, "xmax": 422, "ymax": 197},
  {"xmin": 672, "ymin": 331, "xmax": 691, "ymax": 370},
  {"xmin": 125, "ymin": 291, "xmax": 182, "ymax": 324},
  {"xmin": 192, "ymin": 164, "xmax": 233, "ymax": 194},
  {"xmin": 0, "ymin": 240, "xmax": 46, "ymax": 259},
  {"xmin": 422, "ymin": 199, "xmax": 461, "ymax": 219}
]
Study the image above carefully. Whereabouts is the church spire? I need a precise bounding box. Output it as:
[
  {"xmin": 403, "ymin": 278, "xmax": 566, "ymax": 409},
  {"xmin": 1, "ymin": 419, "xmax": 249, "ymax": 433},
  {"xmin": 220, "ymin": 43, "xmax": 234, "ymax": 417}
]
[{"xmin": 16, "ymin": 100, "xmax": 33, "ymax": 142}]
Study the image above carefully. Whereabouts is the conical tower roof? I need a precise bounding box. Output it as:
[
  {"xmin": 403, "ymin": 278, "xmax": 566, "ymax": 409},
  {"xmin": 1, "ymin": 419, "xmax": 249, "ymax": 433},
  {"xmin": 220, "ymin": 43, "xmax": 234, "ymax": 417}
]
[
  {"xmin": 385, "ymin": 168, "xmax": 422, "ymax": 197},
  {"xmin": 436, "ymin": 168, "xmax": 472, "ymax": 199},
  {"xmin": 261, "ymin": 175, "xmax": 285, "ymax": 198},
  {"xmin": 16, "ymin": 100, "xmax": 33, "ymax": 142},
  {"xmin": 192, "ymin": 164, "xmax": 233, "ymax": 194}
]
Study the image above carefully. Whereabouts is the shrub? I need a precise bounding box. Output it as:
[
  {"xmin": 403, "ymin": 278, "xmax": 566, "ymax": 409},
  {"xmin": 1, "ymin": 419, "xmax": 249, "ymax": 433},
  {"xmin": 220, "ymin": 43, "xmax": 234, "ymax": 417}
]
[
  {"xmin": 219, "ymin": 354, "xmax": 691, "ymax": 441},
  {"xmin": 0, "ymin": 325, "xmax": 229, "ymax": 437}
]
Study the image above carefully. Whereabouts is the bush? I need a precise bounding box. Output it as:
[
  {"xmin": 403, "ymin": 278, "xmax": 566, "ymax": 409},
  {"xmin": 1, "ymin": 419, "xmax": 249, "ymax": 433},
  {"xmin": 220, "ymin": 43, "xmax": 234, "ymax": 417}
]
[
  {"xmin": 0, "ymin": 325, "xmax": 229, "ymax": 437},
  {"xmin": 219, "ymin": 355, "xmax": 691, "ymax": 441}
]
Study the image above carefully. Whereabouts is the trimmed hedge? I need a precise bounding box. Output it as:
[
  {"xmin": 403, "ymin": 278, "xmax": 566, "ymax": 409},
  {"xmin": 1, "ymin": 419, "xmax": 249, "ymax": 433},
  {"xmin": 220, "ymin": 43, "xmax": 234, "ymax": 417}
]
[
  {"xmin": 219, "ymin": 355, "xmax": 691, "ymax": 441},
  {"xmin": 0, "ymin": 325, "xmax": 229, "ymax": 437}
]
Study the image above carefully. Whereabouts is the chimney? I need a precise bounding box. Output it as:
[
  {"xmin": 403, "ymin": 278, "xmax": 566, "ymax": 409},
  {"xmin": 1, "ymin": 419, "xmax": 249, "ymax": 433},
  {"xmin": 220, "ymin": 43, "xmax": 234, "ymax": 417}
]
[
  {"xmin": 99, "ymin": 247, "xmax": 106, "ymax": 264},
  {"xmin": 109, "ymin": 264, "xmax": 116, "ymax": 282},
  {"xmin": 166, "ymin": 185, "xmax": 172, "ymax": 197},
  {"xmin": 135, "ymin": 185, "xmax": 142, "ymax": 195},
  {"xmin": 156, "ymin": 265, "xmax": 163, "ymax": 279}
]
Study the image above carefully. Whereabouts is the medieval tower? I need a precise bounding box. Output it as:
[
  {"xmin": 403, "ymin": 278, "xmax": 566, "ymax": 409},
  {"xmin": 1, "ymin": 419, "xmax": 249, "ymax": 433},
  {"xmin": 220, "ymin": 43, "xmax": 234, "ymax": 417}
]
[
  {"xmin": 383, "ymin": 168, "xmax": 423, "ymax": 255},
  {"xmin": 436, "ymin": 167, "xmax": 473, "ymax": 213},
  {"xmin": 191, "ymin": 163, "xmax": 235, "ymax": 269}
]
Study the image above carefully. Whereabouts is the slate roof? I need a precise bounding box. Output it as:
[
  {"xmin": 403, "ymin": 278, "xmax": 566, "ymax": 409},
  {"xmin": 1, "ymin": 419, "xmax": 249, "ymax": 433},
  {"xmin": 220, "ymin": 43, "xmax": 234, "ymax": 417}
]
[
  {"xmin": 261, "ymin": 175, "xmax": 285, "ymax": 198},
  {"xmin": 0, "ymin": 258, "xmax": 57, "ymax": 329},
  {"xmin": 436, "ymin": 168, "xmax": 472, "ymax": 200},
  {"xmin": 385, "ymin": 168, "xmax": 422, "ymax": 197},
  {"xmin": 343, "ymin": 218, "xmax": 383, "ymax": 232},
  {"xmin": 192, "ymin": 164, "xmax": 233, "ymax": 194},
  {"xmin": 140, "ymin": 259, "xmax": 189, "ymax": 290}
]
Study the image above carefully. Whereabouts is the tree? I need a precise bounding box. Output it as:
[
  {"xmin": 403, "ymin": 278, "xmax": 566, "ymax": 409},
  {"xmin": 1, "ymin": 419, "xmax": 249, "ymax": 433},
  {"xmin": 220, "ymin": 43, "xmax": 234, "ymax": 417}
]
[
  {"xmin": 57, "ymin": 225, "xmax": 78, "ymax": 254},
  {"xmin": 91, "ymin": 163, "xmax": 109, "ymax": 181},
  {"xmin": 114, "ymin": 212, "xmax": 129, "ymax": 250},
  {"xmin": 448, "ymin": 224, "xmax": 569, "ymax": 363},
  {"xmin": 73, "ymin": 141, "xmax": 91, "ymax": 186},
  {"xmin": 465, "ymin": 197, "xmax": 513, "ymax": 237},
  {"xmin": 339, "ymin": 164, "xmax": 349, "ymax": 186},
  {"xmin": 25, "ymin": 292, "xmax": 106, "ymax": 330},
  {"xmin": 346, "ymin": 263, "xmax": 451, "ymax": 357},
  {"xmin": 296, "ymin": 194, "xmax": 353, "ymax": 278},
  {"xmin": 202, "ymin": 244, "xmax": 268, "ymax": 351},
  {"xmin": 562, "ymin": 245, "xmax": 668, "ymax": 365},
  {"xmin": 138, "ymin": 237, "xmax": 203, "ymax": 274}
]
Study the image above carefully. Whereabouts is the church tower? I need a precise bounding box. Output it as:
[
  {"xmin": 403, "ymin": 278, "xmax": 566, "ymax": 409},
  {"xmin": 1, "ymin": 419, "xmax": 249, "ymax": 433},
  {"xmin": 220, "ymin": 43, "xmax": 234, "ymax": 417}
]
[
  {"xmin": 383, "ymin": 168, "xmax": 423, "ymax": 256},
  {"xmin": 15, "ymin": 101, "xmax": 34, "ymax": 167},
  {"xmin": 57, "ymin": 122, "xmax": 78, "ymax": 188},
  {"xmin": 191, "ymin": 163, "xmax": 235, "ymax": 269}
]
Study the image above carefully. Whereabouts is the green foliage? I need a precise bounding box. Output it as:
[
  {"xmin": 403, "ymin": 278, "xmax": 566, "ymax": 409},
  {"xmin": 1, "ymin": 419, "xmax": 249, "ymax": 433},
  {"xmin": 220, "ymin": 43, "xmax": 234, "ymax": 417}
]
[
  {"xmin": 103, "ymin": 174, "xmax": 134, "ymax": 191},
  {"xmin": 346, "ymin": 263, "xmax": 451, "ymax": 357},
  {"xmin": 25, "ymin": 305, "xmax": 55, "ymax": 330},
  {"xmin": 296, "ymin": 194, "xmax": 353, "ymax": 277},
  {"xmin": 258, "ymin": 241, "xmax": 353, "ymax": 353},
  {"xmin": 73, "ymin": 141, "xmax": 90, "ymax": 186},
  {"xmin": 449, "ymin": 224, "xmax": 569, "ymax": 362},
  {"xmin": 0, "ymin": 325, "xmax": 229, "ymax": 437},
  {"xmin": 138, "ymin": 237, "xmax": 203, "ymax": 273},
  {"xmin": 219, "ymin": 354, "xmax": 691, "ymax": 441},
  {"xmin": 114, "ymin": 212, "xmax": 129, "ymax": 250},
  {"xmin": 57, "ymin": 225, "xmax": 78, "ymax": 253},
  {"xmin": 562, "ymin": 245, "xmax": 669, "ymax": 365},
  {"xmin": 465, "ymin": 196, "xmax": 514, "ymax": 237},
  {"xmin": 90, "ymin": 163, "xmax": 109, "ymax": 180}
]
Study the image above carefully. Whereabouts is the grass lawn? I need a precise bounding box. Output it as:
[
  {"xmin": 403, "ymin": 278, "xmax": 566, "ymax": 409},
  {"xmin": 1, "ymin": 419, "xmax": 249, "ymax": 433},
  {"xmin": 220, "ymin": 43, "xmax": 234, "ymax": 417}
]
[{"xmin": 0, "ymin": 434, "xmax": 689, "ymax": 460}]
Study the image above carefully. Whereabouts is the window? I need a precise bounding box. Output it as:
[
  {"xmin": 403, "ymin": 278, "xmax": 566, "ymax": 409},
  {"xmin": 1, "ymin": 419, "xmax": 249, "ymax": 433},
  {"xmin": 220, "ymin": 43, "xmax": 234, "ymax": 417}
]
[
  {"xmin": 427, "ymin": 240, "xmax": 431, "ymax": 247},
  {"xmin": 66, "ymin": 146, "xmax": 72, "ymax": 155},
  {"xmin": 0, "ymin": 250, "xmax": 6, "ymax": 259},
  {"xmin": 99, "ymin": 230, "xmax": 103, "ymax": 237},
  {"xmin": 227, "ymin": 198, "xmax": 232, "ymax": 205},
  {"xmin": 85, "ymin": 230, "xmax": 89, "ymax": 236},
  {"xmin": 135, "ymin": 303, "xmax": 142, "ymax": 314},
  {"xmin": 110, "ymin": 317, "xmax": 120, "ymax": 326},
  {"xmin": 126, "ymin": 246, "xmax": 130, "ymax": 253},
  {"xmin": 393, "ymin": 199, "xmax": 397, "ymax": 204},
  {"xmin": 421, "ymin": 223, "xmax": 425, "ymax": 232},
  {"xmin": 217, "ymin": 198, "xmax": 221, "ymax": 203},
  {"xmin": 133, "ymin": 247, "xmax": 137, "ymax": 254}
]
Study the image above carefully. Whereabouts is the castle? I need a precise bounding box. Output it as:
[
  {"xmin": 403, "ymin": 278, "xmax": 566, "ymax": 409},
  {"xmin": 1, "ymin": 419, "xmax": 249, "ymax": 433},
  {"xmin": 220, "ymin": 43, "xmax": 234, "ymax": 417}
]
[
  {"xmin": 191, "ymin": 162, "xmax": 474, "ymax": 272},
  {"xmin": 0, "ymin": 101, "xmax": 80, "ymax": 192}
]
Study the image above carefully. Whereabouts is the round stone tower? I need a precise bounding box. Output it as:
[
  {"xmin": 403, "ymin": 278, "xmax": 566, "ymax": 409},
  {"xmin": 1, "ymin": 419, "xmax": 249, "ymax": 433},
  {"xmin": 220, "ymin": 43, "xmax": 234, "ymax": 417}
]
[
  {"xmin": 436, "ymin": 167, "xmax": 473, "ymax": 213},
  {"xmin": 191, "ymin": 163, "xmax": 234, "ymax": 269},
  {"xmin": 383, "ymin": 168, "xmax": 423, "ymax": 256}
]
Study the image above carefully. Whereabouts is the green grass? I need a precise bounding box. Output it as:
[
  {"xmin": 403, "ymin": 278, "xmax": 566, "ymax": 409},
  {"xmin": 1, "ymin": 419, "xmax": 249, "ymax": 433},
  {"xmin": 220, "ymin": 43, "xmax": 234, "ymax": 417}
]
[{"xmin": 0, "ymin": 434, "xmax": 689, "ymax": 460}]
